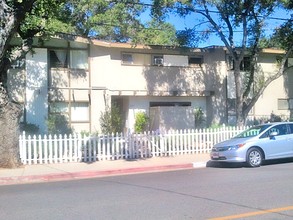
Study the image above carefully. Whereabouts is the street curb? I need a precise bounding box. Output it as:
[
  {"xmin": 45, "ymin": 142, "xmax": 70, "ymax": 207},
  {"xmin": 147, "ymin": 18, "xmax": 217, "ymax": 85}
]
[{"xmin": 0, "ymin": 162, "xmax": 207, "ymax": 186}]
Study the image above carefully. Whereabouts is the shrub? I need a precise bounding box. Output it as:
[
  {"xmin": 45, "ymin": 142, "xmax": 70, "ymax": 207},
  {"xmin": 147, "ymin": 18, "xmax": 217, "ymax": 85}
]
[
  {"xmin": 99, "ymin": 104, "xmax": 123, "ymax": 134},
  {"xmin": 270, "ymin": 113, "xmax": 282, "ymax": 122},
  {"xmin": 47, "ymin": 114, "xmax": 73, "ymax": 135},
  {"xmin": 194, "ymin": 107, "xmax": 205, "ymax": 128},
  {"xmin": 20, "ymin": 122, "xmax": 39, "ymax": 135},
  {"xmin": 134, "ymin": 111, "xmax": 149, "ymax": 133}
]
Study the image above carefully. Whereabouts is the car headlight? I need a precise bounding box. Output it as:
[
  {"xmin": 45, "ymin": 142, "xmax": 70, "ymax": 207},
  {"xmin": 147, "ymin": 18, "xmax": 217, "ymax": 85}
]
[{"xmin": 228, "ymin": 143, "xmax": 245, "ymax": 151}]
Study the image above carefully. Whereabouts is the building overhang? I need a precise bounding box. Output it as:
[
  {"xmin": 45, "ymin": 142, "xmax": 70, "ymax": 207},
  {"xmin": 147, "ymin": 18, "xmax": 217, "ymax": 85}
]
[{"xmin": 108, "ymin": 90, "xmax": 214, "ymax": 97}]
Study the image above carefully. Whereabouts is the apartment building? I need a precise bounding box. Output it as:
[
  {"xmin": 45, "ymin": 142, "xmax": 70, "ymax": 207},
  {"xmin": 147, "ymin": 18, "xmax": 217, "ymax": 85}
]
[{"xmin": 7, "ymin": 35, "xmax": 293, "ymax": 133}]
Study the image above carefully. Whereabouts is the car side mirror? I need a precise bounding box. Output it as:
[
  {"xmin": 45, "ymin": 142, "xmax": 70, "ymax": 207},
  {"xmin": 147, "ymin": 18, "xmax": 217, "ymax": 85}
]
[{"xmin": 269, "ymin": 131, "xmax": 278, "ymax": 139}]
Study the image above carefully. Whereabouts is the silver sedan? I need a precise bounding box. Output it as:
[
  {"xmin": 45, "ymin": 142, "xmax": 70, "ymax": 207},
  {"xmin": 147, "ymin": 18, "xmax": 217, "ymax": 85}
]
[{"xmin": 210, "ymin": 122, "xmax": 293, "ymax": 167}]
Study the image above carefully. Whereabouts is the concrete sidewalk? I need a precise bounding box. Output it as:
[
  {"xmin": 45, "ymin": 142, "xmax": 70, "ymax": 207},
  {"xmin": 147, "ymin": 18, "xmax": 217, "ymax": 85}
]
[{"xmin": 0, "ymin": 153, "xmax": 211, "ymax": 185}]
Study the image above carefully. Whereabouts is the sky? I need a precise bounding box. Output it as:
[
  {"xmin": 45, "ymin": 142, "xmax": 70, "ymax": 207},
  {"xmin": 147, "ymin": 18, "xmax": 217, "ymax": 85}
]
[{"xmin": 140, "ymin": 1, "xmax": 292, "ymax": 48}]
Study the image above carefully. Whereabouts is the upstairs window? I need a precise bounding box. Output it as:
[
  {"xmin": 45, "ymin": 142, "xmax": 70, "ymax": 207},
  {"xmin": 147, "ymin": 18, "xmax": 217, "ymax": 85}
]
[
  {"xmin": 50, "ymin": 50, "xmax": 68, "ymax": 68},
  {"xmin": 240, "ymin": 56, "xmax": 251, "ymax": 71},
  {"xmin": 153, "ymin": 55, "xmax": 164, "ymax": 66},
  {"xmin": 227, "ymin": 56, "xmax": 251, "ymax": 71},
  {"xmin": 121, "ymin": 53, "xmax": 151, "ymax": 65},
  {"xmin": 121, "ymin": 53, "xmax": 133, "ymax": 64},
  {"xmin": 70, "ymin": 50, "xmax": 88, "ymax": 69},
  {"xmin": 277, "ymin": 99, "xmax": 293, "ymax": 110},
  {"xmin": 189, "ymin": 57, "xmax": 203, "ymax": 67},
  {"xmin": 49, "ymin": 49, "xmax": 88, "ymax": 69},
  {"xmin": 150, "ymin": 102, "xmax": 191, "ymax": 107}
]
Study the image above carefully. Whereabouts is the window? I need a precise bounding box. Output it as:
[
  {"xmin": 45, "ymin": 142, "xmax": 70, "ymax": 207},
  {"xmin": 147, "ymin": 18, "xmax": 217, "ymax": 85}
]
[
  {"xmin": 150, "ymin": 102, "xmax": 191, "ymax": 107},
  {"xmin": 189, "ymin": 57, "xmax": 203, "ymax": 66},
  {"xmin": 71, "ymin": 102, "xmax": 89, "ymax": 121},
  {"xmin": 70, "ymin": 50, "xmax": 88, "ymax": 69},
  {"xmin": 240, "ymin": 56, "xmax": 251, "ymax": 71},
  {"xmin": 278, "ymin": 99, "xmax": 289, "ymax": 110},
  {"xmin": 227, "ymin": 98, "xmax": 236, "ymax": 114},
  {"xmin": 290, "ymin": 99, "xmax": 293, "ymax": 109},
  {"xmin": 49, "ymin": 49, "xmax": 88, "ymax": 69},
  {"xmin": 50, "ymin": 102, "xmax": 89, "ymax": 122},
  {"xmin": 278, "ymin": 99, "xmax": 293, "ymax": 110},
  {"xmin": 50, "ymin": 102, "xmax": 69, "ymax": 114},
  {"xmin": 50, "ymin": 50, "xmax": 68, "ymax": 68},
  {"xmin": 227, "ymin": 56, "xmax": 251, "ymax": 71},
  {"xmin": 121, "ymin": 53, "xmax": 133, "ymax": 64},
  {"xmin": 260, "ymin": 124, "xmax": 289, "ymax": 138},
  {"xmin": 153, "ymin": 55, "xmax": 163, "ymax": 66},
  {"xmin": 121, "ymin": 53, "xmax": 151, "ymax": 65}
]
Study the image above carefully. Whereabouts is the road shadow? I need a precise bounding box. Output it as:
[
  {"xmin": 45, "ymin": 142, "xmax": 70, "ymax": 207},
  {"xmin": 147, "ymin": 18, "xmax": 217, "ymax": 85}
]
[
  {"xmin": 261, "ymin": 157, "xmax": 293, "ymax": 166},
  {"xmin": 206, "ymin": 157, "xmax": 293, "ymax": 168},
  {"xmin": 206, "ymin": 160, "xmax": 246, "ymax": 168}
]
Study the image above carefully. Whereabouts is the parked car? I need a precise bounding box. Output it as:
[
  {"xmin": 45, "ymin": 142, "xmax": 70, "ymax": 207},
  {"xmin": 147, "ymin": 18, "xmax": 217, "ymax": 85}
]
[{"xmin": 210, "ymin": 122, "xmax": 293, "ymax": 167}]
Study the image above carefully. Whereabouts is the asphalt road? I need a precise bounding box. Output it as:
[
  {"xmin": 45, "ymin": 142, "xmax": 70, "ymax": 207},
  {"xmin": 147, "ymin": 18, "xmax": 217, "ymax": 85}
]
[{"xmin": 1, "ymin": 159, "xmax": 293, "ymax": 220}]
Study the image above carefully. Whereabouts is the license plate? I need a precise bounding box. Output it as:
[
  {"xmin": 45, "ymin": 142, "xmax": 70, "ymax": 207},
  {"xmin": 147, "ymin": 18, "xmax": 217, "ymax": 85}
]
[{"xmin": 212, "ymin": 152, "xmax": 219, "ymax": 159}]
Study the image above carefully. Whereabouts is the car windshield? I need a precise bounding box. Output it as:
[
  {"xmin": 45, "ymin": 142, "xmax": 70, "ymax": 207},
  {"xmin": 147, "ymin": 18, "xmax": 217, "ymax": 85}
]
[{"xmin": 234, "ymin": 124, "xmax": 272, "ymax": 138}]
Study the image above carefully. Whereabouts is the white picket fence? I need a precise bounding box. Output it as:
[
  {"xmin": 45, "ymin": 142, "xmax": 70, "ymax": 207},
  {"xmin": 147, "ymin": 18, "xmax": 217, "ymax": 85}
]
[{"xmin": 19, "ymin": 126, "xmax": 248, "ymax": 165}]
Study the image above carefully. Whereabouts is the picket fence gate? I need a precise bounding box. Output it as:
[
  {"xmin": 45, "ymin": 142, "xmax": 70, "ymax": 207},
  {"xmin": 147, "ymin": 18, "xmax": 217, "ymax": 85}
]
[{"xmin": 19, "ymin": 126, "xmax": 248, "ymax": 165}]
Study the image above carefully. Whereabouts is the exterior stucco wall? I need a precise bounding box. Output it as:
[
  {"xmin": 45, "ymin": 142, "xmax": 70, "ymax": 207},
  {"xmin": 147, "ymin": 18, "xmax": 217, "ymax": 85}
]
[
  {"xmin": 25, "ymin": 48, "xmax": 48, "ymax": 133},
  {"xmin": 203, "ymin": 48, "xmax": 227, "ymax": 126},
  {"xmin": 126, "ymin": 96, "xmax": 206, "ymax": 132},
  {"xmin": 9, "ymin": 36, "xmax": 293, "ymax": 134},
  {"xmin": 90, "ymin": 46, "xmax": 210, "ymax": 93},
  {"xmin": 90, "ymin": 90, "xmax": 108, "ymax": 133}
]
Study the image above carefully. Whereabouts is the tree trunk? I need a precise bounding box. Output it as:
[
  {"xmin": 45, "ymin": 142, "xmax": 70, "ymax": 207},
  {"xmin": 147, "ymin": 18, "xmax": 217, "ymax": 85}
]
[
  {"xmin": 234, "ymin": 63, "xmax": 245, "ymax": 126},
  {"xmin": 0, "ymin": 85, "xmax": 22, "ymax": 168}
]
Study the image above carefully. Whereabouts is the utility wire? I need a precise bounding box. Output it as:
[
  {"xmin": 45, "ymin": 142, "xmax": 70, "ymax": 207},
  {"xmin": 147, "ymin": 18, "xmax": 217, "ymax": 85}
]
[{"xmin": 107, "ymin": 0, "xmax": 293, "ymax": 22}]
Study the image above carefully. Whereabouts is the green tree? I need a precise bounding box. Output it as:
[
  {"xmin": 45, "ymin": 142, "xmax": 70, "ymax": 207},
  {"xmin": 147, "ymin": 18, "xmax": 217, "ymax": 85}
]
[
  {"xmin": 150, "ymin": 0, "xmax": 293, "ymax": 126},
  {"xmin": 135, "ymin": 19, "xmax": 179, "ymax": 45},
  {"xmin": 56, "ymin": 0, "xmax": 178, "ymax": 45},
  {"xmin": 0, "ymin": 0, "xmax": 70, "ymax": 168},
  {"xmin": 0, "ymin": 0, "xmax": 176, "ymax": 167}
]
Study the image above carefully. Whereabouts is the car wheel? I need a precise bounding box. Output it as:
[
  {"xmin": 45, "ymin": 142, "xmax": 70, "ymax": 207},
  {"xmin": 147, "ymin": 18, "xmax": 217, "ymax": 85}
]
[{"xmin": 247, "ymin": 148, "xmax": 263, "ymax": 167}]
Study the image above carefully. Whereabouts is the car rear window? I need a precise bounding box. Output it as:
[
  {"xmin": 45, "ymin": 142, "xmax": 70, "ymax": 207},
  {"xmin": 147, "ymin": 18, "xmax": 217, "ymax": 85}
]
[{"xmin": 234, "ymin": 125, "xmax": 271, "ymax": 138}]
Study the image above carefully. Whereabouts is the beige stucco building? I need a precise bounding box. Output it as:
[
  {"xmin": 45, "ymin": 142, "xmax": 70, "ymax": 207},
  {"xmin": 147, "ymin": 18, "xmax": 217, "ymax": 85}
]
[{"xmin": 7, "ymin": 35, "xmax": 293, "ymax": 134}]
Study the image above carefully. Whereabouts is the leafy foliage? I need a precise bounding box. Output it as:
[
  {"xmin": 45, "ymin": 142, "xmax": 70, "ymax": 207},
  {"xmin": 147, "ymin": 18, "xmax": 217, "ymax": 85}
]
[
  {"xmin": 194, "ymin": 107, "xmax": 205, "ymax": 129},
  {"xmin": 99, "ymin": 104, "xmax": 123, "ymax": 134},
  {"xmin": 47, "ymin": 114, "xmax": 73, "ymax": 135},
  {"xmin": 150, "ymin": 0, "xmax": 293, "ymax": 126},
  {"xmin": 20, "ymin": 122, "xmax": 39, "ymax": 135},
  {"xmin": 53, "ymin": 0, "xmax": 178, "ymax": 45},
  {"xmin": 134, "ymin": 111, "xmax": 149, "ymax": 133},
  {"xmin": 135, "ymin": 20, "xmax": 179, "ymax": 45}
]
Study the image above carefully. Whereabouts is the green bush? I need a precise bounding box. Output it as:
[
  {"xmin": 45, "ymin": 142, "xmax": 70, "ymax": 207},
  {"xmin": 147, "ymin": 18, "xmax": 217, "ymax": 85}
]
[
  {"xmin": 20, "ymin": 122, "xmax": 39, "ymax": 135},
  {"xmin": 134, "ymin": 111, "xmax": 149, "ymax": 133},
  {"xmin": 47, "ymin": 114, "xmax": 73, "ymax": 135},
  {"xmin": 99, "ymin": 104, "xmax": 123, "ymax": 134},
  {"xmin": 194, "ymin": 107, "xmax": 205, "ymax": 128},
  {"xmin": 270, "ymin": 113, "xmax": 282, "ymax": 122}
]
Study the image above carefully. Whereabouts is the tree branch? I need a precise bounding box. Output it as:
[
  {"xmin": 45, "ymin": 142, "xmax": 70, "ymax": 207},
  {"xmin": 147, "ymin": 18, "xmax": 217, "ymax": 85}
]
[
  {"xmin": 245, "ymin": 45, "xmax": 293, "ymax": 115},
  {"xmin": 242, "ymin": 10, "xmax": 262, "ymax": 100}
]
